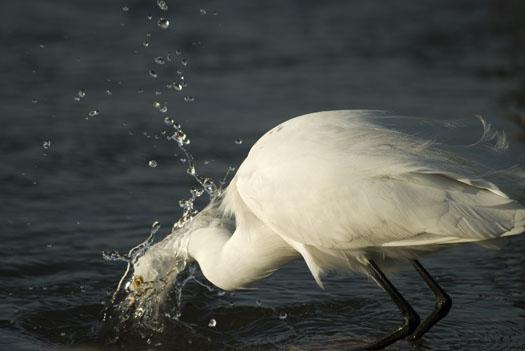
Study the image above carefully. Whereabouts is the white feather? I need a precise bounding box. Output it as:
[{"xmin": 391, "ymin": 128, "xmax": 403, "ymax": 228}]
[{"xmin": 137, "ymin": 110, "xmax": 525, "ymax": 290}]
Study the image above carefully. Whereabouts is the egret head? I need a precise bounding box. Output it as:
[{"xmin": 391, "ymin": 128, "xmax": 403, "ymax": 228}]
[{"xmin": 126, "ymin": 230, "xmax": 192, "ymax": 307}]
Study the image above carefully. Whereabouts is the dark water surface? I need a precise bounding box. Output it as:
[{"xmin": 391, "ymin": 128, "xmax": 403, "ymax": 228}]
[{"xmin": 1, "ymin": 1, "xmax": 525, "ymax": 350}]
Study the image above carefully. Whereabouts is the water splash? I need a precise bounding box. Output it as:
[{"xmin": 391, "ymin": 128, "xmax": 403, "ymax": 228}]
[
  {"xmin": 101, "ymin": 0, "xmax": 234, "ymax": 338},
  {"xmin": 102, "ymin": 116, "xmax": 230, "ymax": 338}
]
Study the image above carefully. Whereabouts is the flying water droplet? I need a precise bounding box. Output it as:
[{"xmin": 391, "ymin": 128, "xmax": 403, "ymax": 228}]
[
  {"xmin": 169, "ymin": 131, "xmax": 190, "ymax": 146},
  {"xmin": 190, "ymin": 186, "xmax": 204, "ymax": 197},
  {"xmin": 157, "ymin": 0, "xmax": 168, "ymax": 11},
  {"xmin": 173, "ymin": 83, "xmax": 183, "ymax": 91},
  {"xmin": 154, "ymin": 56, "xmax": 166, "ymax": 65},
  {"xmin": 159, "ymin": 105, "xmax": 168, "ymax": 113},
  {"xmin": 149, "ymin": 70, "xmax": 158, "ymax": 78},
  {"xmin": 42, "ymin": 140, "xmax": 51, "ymax": 149},
  {"xmin": 88, "ymin": 110, "xmax": 100, "ymax": 117},
  {"xmin": 148, "ymin": 160, "xmax": 158, "ymax": 168},
  {"xmin": 279, "ymin": 312, "xmax": 287, "ymax": 320},
  {"xmin": 164, "ymin": 117, "xmax": 173, "ymax": 125},
  {"xmin": 105, "ymin": 89, "xmax": 112, "ymax": 95},
  {"xmin": 181, "ymin": 58, "xmax": 188, "ymax": 66},
  {"xmin": 157, "ymin": 18, "xmax": 170, "ymax": 29},
  {"xmin": 143, "ymin": 41, "xmax": 150, "ymax": 48},
  {"xmin": 199, "ymin": 8, "xmax": 207, "ymax": 15},
  {"xmin": 183, "ymin": 96, "xmax": 195, "ymax": 102},
  {"xmin": 153, "ymin": 101, "xmax": 161, "ymax": 109},
  {"xmin": 78, "ymin": 89, "xmax": 86, "ymax": 98},
  {"xmin": 32, "ymin": 98, "xmax": 38, "ymax": 104},
  {"xmin": 122, "ymin": 6, "xmax": 129, "ymax": 12},
  {"xmin": 234, "ymin": 138, "xmax": 243, "ymax": 145},
  {"xmin": 208, "ymin": 319, "xmax": 216, "ymax": 327}
]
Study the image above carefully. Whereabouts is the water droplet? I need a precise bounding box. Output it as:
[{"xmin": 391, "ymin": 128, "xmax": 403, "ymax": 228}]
[
  {"xmin": 39, "ymin": 44, "xmax": 45, "ymax": 49},
  {"xmin": 105, "ymin": 89, "xmax": 112, "ymax": 95},
  {"xmin": 190, "ymin": 186, "xmax": 204, "ymax": 197},
  {"xmin": 148, "ymin": 160, "xmax": 158, "ymax": 168},
  {"xmin": 164, "ymin": 117, "xmax": 173, "ymax": 125},
  {"xmin": 157, "ymin": 18, "xmax": 170, "ymax": 29},
  {"xmin": 175, "ymin": 49, "xmax": 182, "ymax": 56},
  {"xmin": 183, "ymin": 96, "xmax": 195, "ymax": 102},
  {"xmin": 199, "ymin": 8, "xmax": 207, "ymax": 15},
  {"xmin": 122, "ymin": 6, "xmax": 129, "ymax": 12},
  {"xmin": 234, "ymin": 138, "xmax": 243, "ymax": 145},
  {"xmin": 73, "ymin": 97, "xmax": 81, "ymax": 102},
  {"xmin": 186, "ymin": 165, "xmax": 196, "ymax": 175},
  {"xmin": 166, "ymin": 53, "xmax": 173, "ymax": 62},
  {"xmin": 181, "ymin": 58, "xmax": 188, "ymax": 66},
  {"xmin": 213, "ymin": 11, "xmax": 219, "ymax": 16},
  {"xmin": 78, "ymin": 89, "xmax": 86, "ymax": 98},
  {"xmin": 170, "ymin": 130, "xmax": 190, "ymax": 146},
  {"xmin": 154, "ymin": 56, "xmax": 166, "ymax": 65},
  {"xmin": 256, "ymin": 300, "xmax": 262, "ymax": 306},
  {"xmin": 173, "ymin": 83, "xmax": 183, "ymax": 91},
  {"xmin": 208, "ymin": 319, "xmax": 217, "ymax": 327},
  {"xmin": 157, "ymin": 0, "xmax": 168, "ymax": 11},
  {"xmin": 155, "ymin": 90, "xmax": 162, "ymax": 96},
  {"xmin": 147, "ymin": 14, "xmax": 153, "ymax": 20},
  {"xmin": 42, "ymin": 140, "xmax": 51, "ymax": 149},
  {"xmin": 88, "ymin": 110, "xmax": 100, "ymax": 117},
  {"xmin": 60, "ymin": 331, "xmax": 66, "ymax": 337},
  {"xmin": 153, "ymin": 101, "xmax": 161, "ymax": 109},
  {"xmin": 202, "ymin": 178, "xmax": 217, "ymax": 194},
  {"xmin": 279, "ymin": 312, "xmax": 287, "ymax": 320},
  {"xmin": 149, "ymin": 70, "xmax": 158, "ymax": 78},
  {"xmin": 179, "ymin": 157, "xmax": 187, "ymax": 164},
  {"xmin": 32, "ymin": 98, "xmax": 38, "ymax": 104},
  {"xmin": 46, "ymin": 243, "xmax": 53, "ymax": 248},
  {"xmin": 142, "ymin": 41, "xmax": 150, "ymax": 47},
  {"xmin": 159, "ymin": 105, "xmax": 168, "ymax": 113}
]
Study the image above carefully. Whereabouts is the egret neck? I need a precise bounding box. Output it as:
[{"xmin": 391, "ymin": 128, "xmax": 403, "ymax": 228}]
[{"xmin": 187, "ymin": 206, "xmax": 299, "ymax": 291}]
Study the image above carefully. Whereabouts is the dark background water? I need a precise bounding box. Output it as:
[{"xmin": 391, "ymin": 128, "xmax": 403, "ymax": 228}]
[{"xmin": 1, "ymin": 0, "xmax": 525, "ymax": 350}]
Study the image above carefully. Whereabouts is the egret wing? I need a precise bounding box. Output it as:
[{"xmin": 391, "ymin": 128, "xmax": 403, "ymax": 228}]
[{"xmin": 229, "ymin": 111, "xmax": 525, "ymax": 251}]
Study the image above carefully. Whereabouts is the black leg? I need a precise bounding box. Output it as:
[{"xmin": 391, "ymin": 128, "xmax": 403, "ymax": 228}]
[
  {"xmin": 409, "ymin": 260, "xmax": 452, "ymax": 340},
  {"xmin": 364, "ymin": 260, "xmax": 420, "ymax": 351}
]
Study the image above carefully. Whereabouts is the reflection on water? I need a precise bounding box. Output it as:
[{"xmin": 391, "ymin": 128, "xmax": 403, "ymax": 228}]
[{"xmin": 1, "ymin": 0, "xmax": 525, "ymax": 350}]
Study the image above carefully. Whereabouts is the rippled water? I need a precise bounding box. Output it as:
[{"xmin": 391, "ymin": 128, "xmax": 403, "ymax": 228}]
[{"xmin": 2, "ymin": 0, "xmax": 525, "ymax": 350}]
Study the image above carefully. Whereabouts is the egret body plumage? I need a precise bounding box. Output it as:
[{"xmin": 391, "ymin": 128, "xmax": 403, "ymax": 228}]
[{"xmin": 131, "ymin": 110, "xmax": 525, "ymax": 349}]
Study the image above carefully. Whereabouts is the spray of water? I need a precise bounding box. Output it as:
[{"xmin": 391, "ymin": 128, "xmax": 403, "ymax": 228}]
[
  {"xmin": 101, "ymin": 118, "xmax": 229, "ymax": 335},
  {"xmin": 100, "ymin": 0, "xmax": 234, "ymax": 338}
]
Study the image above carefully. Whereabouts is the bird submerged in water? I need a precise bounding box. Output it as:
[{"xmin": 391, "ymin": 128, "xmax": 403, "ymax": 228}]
[{"xmin": 132, "ymin": 110, "xmax": 525, "ymax": 350}]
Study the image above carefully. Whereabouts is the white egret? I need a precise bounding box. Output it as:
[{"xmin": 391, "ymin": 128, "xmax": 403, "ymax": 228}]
[{"xmin": 131, "ymin": 110, "xmax": 525, "ymax": 350}]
